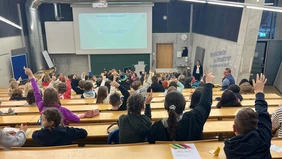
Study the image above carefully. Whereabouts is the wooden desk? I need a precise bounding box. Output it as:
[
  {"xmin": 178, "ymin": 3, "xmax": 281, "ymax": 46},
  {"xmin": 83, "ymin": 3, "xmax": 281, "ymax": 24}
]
[
  {"xmin": 8, "ymin": 137, "xmax": 281, "ymax": 159},
  {"xmin": 152, "ymin": 94, "xmax": 281, "ymax": 102},
  {"xmin": 0, "ymin": 105, "xmax": 99, "ymax": 115},
  {"xmin": 27, "ymin": 107, "xmax": 276, "ymax": 124},
  {"xmin": 0, "ymin": 93, "xmax": 8, "ymax": 96},
  {"xmin": 0, "ymin": 97, "xmax": 10, "ymax": 101},
  {"xmin": 1, "ymin": 99, "xmax": 281, "ymax": 109},
  {"xmin": 0, "ymin": 115, "xmax": 38, "ymax": 126},
  {"xmin": 25, "ymin": 121, "xmax": 236, "ymax": 140},
  {"xmin": 0, "ymin": 99, "xmax": 96, "ymax": 107}
]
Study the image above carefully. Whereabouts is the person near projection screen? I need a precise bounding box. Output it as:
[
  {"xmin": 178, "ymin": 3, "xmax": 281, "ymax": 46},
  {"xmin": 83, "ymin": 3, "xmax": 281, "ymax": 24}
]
[{"xmin": 193, "ymin": 60, "xmax": 203, "ymax": 81}]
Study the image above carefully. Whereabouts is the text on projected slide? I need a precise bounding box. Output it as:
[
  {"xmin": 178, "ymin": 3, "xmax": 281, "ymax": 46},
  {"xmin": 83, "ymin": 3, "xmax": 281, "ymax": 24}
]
[{"xmin": 79, "ymin": 13, "xmax": 148, "ymax": 50}]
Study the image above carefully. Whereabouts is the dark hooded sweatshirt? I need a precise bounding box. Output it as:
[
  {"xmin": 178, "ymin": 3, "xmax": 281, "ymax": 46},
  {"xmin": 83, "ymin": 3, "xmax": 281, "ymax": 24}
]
[
  {"xmin": 148, "ymin": 83, "xmax": 213, "ymax": 143},
  {"xmin": 71, "ymin": 79, "xmax": 84, "ymax": 95},
  {"xmin": 118, "ymin": 104, "xmax": 152, "ymax": 144},
  {"xmin": 32, "ymin": 126, "xmax": 88, "ymax": 146},
  {"xmin": 147, "ymin": 82, "xmax": 165, "ymax": 93},
  {"xmin": 224, "ymin": 93, "xmax": 272, "ymax": 159}
]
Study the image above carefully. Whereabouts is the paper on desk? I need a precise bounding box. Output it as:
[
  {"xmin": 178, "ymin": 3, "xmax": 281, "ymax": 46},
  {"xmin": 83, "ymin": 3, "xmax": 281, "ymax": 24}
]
[
  {"xmin": 170, "ymin": 144, "xmax": 201, "ymax": 159},
  {"xmin": 270, "ymin": 144, "xmax": 282, "ymax": 153}
]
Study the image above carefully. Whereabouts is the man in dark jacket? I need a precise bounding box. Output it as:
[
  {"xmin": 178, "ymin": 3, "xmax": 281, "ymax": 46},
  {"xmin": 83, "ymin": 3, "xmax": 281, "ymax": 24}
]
[{"xmin": 224, "ymin": 74, "xmax": 271, "ymax": 159}]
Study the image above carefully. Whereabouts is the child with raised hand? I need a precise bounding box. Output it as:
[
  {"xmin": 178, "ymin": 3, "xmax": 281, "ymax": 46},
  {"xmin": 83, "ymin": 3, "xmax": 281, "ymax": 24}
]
[
  {"xmin": 42, "ymin": 73, "xmax": 51, "ymax": 87},
  {"xmin": 83, "ymin": 74, "xmax": 107, "ymax": 99},
  {"xmin": 118, "ymin": 90, "xmax": 153, "ymax": 144},
  {"xmin": 224, "ymin": 74, "xmax": 271, "ymax": 159},
  {"xmin": 96, "ymin": 72, "xmax": 117, "ymax": 104},
  {"xmin": 131, "ymin": 71, "xmax": 152, "ymax": 98},
  {"xmin": 109, "ymin": 80, "xmax": 130, "ymax": 111},
  {"xmin": 24, "ymin": 67, "xmax": 80, "ymax": 125},
  {"xmin": 71, "ymin": 75, "xmax": 85, "ymax": 95},
  {"xmin": 164, "ymin": 78, "xmax": 184, "ymax": 96},
  {"xmin": 0, "ymin": 124, "xmax": 28, "ymax": 150},
  {"xmin": 48, "ymin": 75, "xmax": 60, "ymax": 88},
  {"xmin": 148, "ymin": 72, "xmax": 215, "ymax": 143},
  {"xmin": 32, "ymin": 108, "xmax": 87, "ymax": 146}
]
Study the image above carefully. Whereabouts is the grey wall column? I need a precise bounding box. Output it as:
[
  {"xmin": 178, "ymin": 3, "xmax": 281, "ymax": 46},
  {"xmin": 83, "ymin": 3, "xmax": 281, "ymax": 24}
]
[
  {"xmin": 25, "ymin": 0, "xmax": 47, "ymax": 72},
  {"xmin": 236, "ymin": 0, "xmax": 264, "ymax": 83},
  {"xmin": 274, "ymin": 0, "xmax": 282, "ymax": 39}
]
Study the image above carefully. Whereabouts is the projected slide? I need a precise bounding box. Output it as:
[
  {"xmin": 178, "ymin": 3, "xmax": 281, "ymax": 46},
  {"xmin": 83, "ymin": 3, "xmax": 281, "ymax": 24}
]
[{"xmin": 79, "ymin": 13, "xmax": 147, "ymax": 50}]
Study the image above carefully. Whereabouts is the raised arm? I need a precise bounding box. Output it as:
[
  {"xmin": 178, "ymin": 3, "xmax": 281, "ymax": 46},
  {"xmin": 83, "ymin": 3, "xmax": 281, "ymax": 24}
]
[
  {"xmin": 192, "ymin": 72, "xmax": 215, "ymax": 125},
  {"xmin": 65, "ymin": 78, "xmax": 71, "ymax": 99},
  {"xmin": 36, "ymin": 74, "xmax": 45, "ymax": 86},
  {"xmin": 140, "ymin": 73, "xmax": 152, "ymax": 98},
  {"xmin": 144, "ymin": 90, "xmax": 153, "ymax": 119},
  {"xmin": 24, "ymin": 67, "xmax": 44, "ymax": 112},
  {"xmin": 176, "ymin": 80, "xmax": 184, "ymax": 92},
  {"xmin": 110, "ymin": 81, "xmax": 130, "ymax": 111},
  {"xmin": 81, "ymin": 72, "xmax": 85, "ymax": 81},
  {"xmin": 252, "ymin": 74, "xmax": 272, "ymax": 143}
]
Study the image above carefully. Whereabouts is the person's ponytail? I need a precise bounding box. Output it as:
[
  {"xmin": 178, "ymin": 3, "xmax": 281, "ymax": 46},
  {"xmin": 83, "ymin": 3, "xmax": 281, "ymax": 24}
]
[{"xmin": 167, "ymin": 105, "xmax": 178, "ymax": 140}]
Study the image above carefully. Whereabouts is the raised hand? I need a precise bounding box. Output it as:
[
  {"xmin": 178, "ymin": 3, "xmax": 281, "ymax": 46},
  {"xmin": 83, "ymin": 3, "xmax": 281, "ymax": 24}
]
[
  {"xmin": 205, "ymin": 72, "xmax": 216, "ymax": 84},
  {"xmin": 18, "ymin": 77, "xmax": 22, "ymax": 82},
  {"xmin": 73, "ymin": 74, "xmax": 77, "ymax": 79},
  {"xmin": 252, "ymin": 73, "xmax": 267, "ymax": 94},
  {"xmin": 110, "ymin": 81, "xmax": 120, "ymax": 88},
  {"xmin": 19, "ymin": 124, "xmax": 28, "ymax": 132},
  {"xmin": 24, "ymin": 67, "xmax": 34, "ymax": 78},
  {"xmin": 145, "ymin": 89, "xmax": 153, "ymax": 104}
]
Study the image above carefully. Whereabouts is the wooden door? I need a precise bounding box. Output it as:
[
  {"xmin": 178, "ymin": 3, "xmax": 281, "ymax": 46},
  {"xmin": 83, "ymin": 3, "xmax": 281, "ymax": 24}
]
[{"xmin": 156, "ymin": 43, "xmax": 173, "ymax": 68}]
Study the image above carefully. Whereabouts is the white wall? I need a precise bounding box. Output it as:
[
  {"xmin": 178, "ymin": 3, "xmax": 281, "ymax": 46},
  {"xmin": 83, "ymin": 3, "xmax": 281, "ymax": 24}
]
[
  {"xmin": 0, "ymin": 36, "xmax": 24, "ymax": 88},
  {"xmin": 191, "ymin": 34, "xmax": 242, "ymax": 84},
  {"xmin": 152, "ymin": 33, "xmax": 190, "ymax": 68},
  {"xmin": 191, "ymin": 0, "xmax": 263, "ymax": 84}
]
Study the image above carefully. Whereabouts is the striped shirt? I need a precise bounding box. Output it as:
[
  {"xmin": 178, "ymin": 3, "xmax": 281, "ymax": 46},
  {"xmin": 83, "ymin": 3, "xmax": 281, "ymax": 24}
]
[{"xmin": 272, "ymin": 106, "xmax": 282, "ymax": 138}]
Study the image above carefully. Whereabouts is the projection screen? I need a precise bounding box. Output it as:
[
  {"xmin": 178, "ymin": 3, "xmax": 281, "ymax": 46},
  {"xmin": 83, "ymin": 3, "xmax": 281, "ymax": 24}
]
[{"xmin": 72, "ymin": 5, "xmax": 153, "ymax": 54}]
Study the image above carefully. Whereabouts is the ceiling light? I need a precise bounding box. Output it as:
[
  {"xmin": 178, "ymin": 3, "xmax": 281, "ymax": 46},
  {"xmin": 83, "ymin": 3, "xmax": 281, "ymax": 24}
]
[
  {"xmin": 207, "ymin": 1, "xmax": 244, "ymax": 8},
  {"xmin": 247, "ymin": 6, "xmax": 282, "ymax": 13},
  {"xmin": 181, "ymin": 0, "xmax": 207, "ymax": 3},
  {"xmin": 0, "ymin": 16, "xmax": 22, "ymax": 30}
]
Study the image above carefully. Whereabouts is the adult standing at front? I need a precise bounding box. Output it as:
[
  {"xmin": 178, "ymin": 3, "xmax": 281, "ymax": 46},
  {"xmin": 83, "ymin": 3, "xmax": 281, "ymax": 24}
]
[
  {"xmin": 193, "ymin": 60, "xmax": 203, "ymax": 81},
  {"xmin": 222, "ymin": 68, "xmax": 235, "ymax": 90}
]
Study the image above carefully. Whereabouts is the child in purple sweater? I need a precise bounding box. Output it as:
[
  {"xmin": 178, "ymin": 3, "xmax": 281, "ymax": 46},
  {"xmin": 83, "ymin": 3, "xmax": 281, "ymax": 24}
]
[{"xmin": 24, "ymin": 67, "xmax": 80, "ymax": 125}]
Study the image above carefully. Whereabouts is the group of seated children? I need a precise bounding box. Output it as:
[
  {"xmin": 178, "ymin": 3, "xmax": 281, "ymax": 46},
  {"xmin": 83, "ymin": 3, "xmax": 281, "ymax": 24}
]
[{"xmin": 1, "ymin": 65, "xmax": 281, "ymax": 158}]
